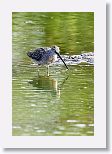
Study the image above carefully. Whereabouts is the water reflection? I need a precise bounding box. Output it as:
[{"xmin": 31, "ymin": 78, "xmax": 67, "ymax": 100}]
[{"xmin": 28, "ymin": 75, "xmax": 69, "ymax": 98}]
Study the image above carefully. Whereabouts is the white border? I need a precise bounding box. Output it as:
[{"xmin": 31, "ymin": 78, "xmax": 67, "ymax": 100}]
[{"xmin": 0, "ymin": 0, "xmax": 106, "ymax": 148}]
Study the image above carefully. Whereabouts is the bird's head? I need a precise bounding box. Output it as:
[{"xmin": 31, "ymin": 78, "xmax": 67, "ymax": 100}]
[
  {"xmin": 51, "ymin": 45, "xmax": 60, "ymax": 53},
  {"xmin": 51, "ymin": 45, "xmax": 69, "ymax": 70}
]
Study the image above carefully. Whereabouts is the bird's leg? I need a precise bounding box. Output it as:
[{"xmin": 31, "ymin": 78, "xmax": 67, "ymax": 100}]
[
  {"xmin": 47, "ymin": 65, "xmax": 49, "ymax": 76},
  {"xmin": 37, "ymin": 67, "xmax": 39, "ymax": 76}
]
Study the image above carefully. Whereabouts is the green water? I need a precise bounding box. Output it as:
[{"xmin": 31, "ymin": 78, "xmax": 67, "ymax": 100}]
[{"xmin": 12, "ymin": 12, "xmax": 94, "ymax": 136}]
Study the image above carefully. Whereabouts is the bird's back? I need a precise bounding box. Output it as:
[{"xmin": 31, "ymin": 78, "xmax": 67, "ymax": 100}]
[
  {"xmin": 27, "ymin": 47, "xmax": 55, "ymax": 65},
  {"xmin": 31, "ymin": 48, "xmax": 46, "ymax": 61}
]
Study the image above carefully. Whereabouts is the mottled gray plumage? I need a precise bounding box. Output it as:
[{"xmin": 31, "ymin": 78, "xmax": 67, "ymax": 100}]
[{"xmin": 27, "ymin": 45, "xmax": 68, "ymax": 69}]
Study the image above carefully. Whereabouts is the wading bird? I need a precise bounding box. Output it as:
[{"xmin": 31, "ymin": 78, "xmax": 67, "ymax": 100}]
[{"xmin": 27, "ymin": 45, "xmax": 68, "ymax": 75}]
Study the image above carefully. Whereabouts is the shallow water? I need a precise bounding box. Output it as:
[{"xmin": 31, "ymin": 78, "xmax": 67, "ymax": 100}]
[{"xmin": 12, "ymin": 12, "xmax": 94, "ymax": 136}]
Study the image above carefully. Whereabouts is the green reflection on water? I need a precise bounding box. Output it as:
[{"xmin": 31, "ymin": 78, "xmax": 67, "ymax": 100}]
[{"xmin": 12, "ymin": 12, "xmax": 94, "ymax": 136}]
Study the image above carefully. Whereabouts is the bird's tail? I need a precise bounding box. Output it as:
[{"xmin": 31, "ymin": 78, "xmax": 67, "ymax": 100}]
[{"xmin": 27, "ymin": 51, "xmax": 33, "ymax": 58}]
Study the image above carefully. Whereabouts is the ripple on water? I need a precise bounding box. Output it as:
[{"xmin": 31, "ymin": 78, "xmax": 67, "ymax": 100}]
[
  {"xmin": 88, "ymin": 124, "xmax": 94, "ymax": 127},
  {"xmin": 25, "ymin": 20, "xmax": 33, "ymax": 24},
  {"xmin": 30, "ymin": 104, "xmax": 36, "ymax": 107},
  {"xmin": 66, "ymin": 120, "xmax": 78, "ymax": 123},
  {"xmin": 13, "ymin": 126, "xmax": 21, "ymax": 129},
  {"xmin": 65, "ymin": 132, "xmax": 80, "ymax": 135},
  {"xmin": 71, "ymin": 124, "xmax": 86, "ymax": 128},
  {"xmin": 36, "ymin": 130, "xmax": 46, "ymax": 133},
  {"xmin": 33, "ymin": 127, "xmax": 39, "ymax": 130},
  {"xmin": 57, "ymin": 126, "xmax": 65, "ymax": 131},
  {"xmin": 53, "ymin": 131, "xmax": 62, "ymax": 135}
]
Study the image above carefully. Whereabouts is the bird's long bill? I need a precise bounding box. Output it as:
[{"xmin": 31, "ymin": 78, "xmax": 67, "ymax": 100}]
[{"xmin": 55, "ymin": 51, "xmax": 69, "ymax": 69}]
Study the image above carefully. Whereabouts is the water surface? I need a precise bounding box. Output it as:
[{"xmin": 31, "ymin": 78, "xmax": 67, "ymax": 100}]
[{"xmin": 12, "ymin": 12, "xmax": 94, "ymax": 136}]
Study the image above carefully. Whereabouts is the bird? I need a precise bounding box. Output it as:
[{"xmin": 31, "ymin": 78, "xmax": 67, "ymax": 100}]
[{"xmin": 27, "ymin": 45, "xmax": 68, "ymax": 75}]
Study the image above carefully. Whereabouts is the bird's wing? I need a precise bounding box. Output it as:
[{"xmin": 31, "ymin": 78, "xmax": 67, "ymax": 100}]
[{"xmin": 32, "ymin": 48, "xmax": 46, "ymax": 61}]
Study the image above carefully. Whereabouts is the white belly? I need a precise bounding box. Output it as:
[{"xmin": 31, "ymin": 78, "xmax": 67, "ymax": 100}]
[{"xmin": 54, "ymin": 54, "xmax": 58, "ymax": 61}]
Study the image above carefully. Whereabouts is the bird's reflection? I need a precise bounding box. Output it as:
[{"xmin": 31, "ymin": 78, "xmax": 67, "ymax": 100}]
[{"xmin": 29, "ymin": 75, "xmax": 69, "ymax": 97}]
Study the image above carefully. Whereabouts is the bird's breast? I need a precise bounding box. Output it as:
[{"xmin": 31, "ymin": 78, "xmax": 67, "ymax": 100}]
[{"xmin": 48, "ymin": 54, "xmax": 57, "ymax": 63}]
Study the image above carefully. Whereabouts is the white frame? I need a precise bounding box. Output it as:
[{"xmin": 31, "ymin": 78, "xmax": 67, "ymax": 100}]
[{"xmin": 0, "ymin": 0, "xmax": 106, "ymax": 148}]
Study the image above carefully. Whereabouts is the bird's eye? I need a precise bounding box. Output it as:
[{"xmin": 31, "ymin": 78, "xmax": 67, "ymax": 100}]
[{"xmin": 52, "ymin": 45, "xmax": 56, "ymax": 49}]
